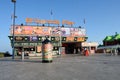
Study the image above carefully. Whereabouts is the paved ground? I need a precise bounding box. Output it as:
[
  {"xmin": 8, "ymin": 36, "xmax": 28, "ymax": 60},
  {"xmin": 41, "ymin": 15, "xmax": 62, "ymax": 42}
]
[{"xmin": 0, "ymin": 54, "xmax": 120, "ymax": 80}]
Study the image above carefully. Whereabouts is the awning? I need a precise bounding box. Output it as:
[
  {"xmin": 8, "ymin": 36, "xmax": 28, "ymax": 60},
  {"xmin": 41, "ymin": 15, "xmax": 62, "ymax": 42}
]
[{"xmin": 97, "ymin": 45, "xmax": 120, "ymax": 49}]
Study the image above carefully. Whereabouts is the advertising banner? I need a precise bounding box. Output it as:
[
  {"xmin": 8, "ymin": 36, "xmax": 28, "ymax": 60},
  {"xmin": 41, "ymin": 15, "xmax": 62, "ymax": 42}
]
[
  {"xmin": 11, "ymin": 26, "xmax": 86, "ymax": 37},
  {"xmin": 12, "ymin": 26, "xmax": 52, "ymax": 36},
  {"xmin": 51, "ymin": 27, "xmax": 61, "ymax": 36},
  {"xmin": 61, "ymin": 28, "xmax": 70, "ymax": 36},
  {"xmin": 70, "ymin": 28, "xmax": 86, "ymax": 37}
]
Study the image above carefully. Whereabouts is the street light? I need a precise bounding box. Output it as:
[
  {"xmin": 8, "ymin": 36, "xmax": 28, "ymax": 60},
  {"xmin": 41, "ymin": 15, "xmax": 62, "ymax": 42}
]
[
  {"xmin": 11, "ymin": 0, "xmax": 16, "ymax": 59},
  {"xmin": 58, "ymin": 27, "xmax": 62, "ymax": 55}
]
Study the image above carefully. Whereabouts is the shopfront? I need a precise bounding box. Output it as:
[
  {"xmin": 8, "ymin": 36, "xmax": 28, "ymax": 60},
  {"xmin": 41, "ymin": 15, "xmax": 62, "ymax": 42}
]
[
  {"xmin": 82, "ymin": 42, "xmax": 98, "ymax": 54},
  {"xmin": 9, "ymin": 19, "xmax": 87, "ymax": 58}
]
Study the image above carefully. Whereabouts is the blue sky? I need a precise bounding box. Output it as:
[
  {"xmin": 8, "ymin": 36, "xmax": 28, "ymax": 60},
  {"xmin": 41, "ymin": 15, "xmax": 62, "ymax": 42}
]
[{"xmin": 0, "ymin": 0, "xmax": 120, "ymax": 53}]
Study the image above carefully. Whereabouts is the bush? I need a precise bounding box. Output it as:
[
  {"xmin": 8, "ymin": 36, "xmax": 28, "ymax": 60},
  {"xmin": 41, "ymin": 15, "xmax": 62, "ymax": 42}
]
[{"xmin": 0, "ymin": 53, "xmax": 4, "ymax": 58}]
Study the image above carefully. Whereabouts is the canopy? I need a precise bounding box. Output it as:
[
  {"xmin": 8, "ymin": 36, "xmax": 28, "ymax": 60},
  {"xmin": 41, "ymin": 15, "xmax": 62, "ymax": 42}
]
[{"xmin": 98, "ymin": 45, "xmax": 120, "ymax": 49}]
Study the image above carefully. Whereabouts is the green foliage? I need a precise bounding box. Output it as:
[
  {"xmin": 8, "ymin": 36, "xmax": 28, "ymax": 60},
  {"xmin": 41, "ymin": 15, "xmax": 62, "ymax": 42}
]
[
  {"xmin": 0, "ymin": 52, "xmax": 4, "ymax": 58},
  {"xmin": 0, "ymin": 51, "xmax": 11, "ymax": 58}
]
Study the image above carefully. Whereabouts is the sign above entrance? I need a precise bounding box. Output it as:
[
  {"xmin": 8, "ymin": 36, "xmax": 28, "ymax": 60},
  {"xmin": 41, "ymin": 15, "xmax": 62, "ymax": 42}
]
[
  {"xmin": 62, "ymin": 20, "xmax": 74, "ymax": 26},
  {"xmin": 26, "ymin": 18, "xmax": 60, "ymax": 25},
  {"xmin": 25, "ymin": 18, "xmax": 74, "ymax": 26}
]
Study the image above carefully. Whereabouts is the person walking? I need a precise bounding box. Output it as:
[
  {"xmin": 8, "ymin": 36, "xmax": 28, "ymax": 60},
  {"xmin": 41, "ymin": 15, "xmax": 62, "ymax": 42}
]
[{"xmin": 85, "ymin": 48, "xmax": 89, "ymax": 56}]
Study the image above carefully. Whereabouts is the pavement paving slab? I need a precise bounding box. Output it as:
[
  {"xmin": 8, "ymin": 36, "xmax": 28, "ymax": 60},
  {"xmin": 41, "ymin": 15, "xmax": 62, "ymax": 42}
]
[{"xmin": 0, "ymin": 54, "xmax": 120, "ymax": 80}]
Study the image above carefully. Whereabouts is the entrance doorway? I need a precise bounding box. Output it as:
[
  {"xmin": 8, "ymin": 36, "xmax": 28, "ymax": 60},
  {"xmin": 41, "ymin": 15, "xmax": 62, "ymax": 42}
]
[
  {"xmin": 62, "ymin": 42, "xmax": 82, "ymax": 54},
  {"xmin": 62, "ymin": 43, "xmax": 75, "ymax": 54}
]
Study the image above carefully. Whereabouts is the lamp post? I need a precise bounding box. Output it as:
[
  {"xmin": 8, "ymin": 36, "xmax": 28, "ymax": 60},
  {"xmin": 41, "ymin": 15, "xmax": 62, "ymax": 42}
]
[
  {"xmin": 58, "ymin": 27, "xmax": 62, "ymax": 55},
  {"xmin": 11, "ymin": 0, "xmax": 16, "ymax": 59}
]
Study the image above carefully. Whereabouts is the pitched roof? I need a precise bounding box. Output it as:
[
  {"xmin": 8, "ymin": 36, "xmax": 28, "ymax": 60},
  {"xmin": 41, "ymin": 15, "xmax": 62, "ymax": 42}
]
[
  {"xmin": 103, "ymin": 36, "xmax": 114, "ymax": 41},
  {"xmin": 103, "ymin": 33, "xmax": 120, "ymax": 42},
  {"xmin": 114, "ymin": 34, "xmax": 120, "ymax": 40}
]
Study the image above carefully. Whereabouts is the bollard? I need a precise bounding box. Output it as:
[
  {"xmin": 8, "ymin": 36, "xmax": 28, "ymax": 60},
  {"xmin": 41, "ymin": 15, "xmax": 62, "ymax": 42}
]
[{"xmin": 42, "ymin": 37, "xmax": 53, "ymax": 63}]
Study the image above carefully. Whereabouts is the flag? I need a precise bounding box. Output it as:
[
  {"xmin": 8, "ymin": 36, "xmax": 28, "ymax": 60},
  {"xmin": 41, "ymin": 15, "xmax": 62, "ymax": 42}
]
[
  {"xmin": 51, "ymin": 9, "xmax": 53, "ymax": 15},
  {"xmin": 84, "ymin": 18, "xmax": 86, "ymax": 24}
]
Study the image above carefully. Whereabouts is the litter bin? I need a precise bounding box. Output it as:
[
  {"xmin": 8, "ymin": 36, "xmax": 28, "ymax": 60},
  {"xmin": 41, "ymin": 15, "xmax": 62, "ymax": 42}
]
[{"xmin": 42, "ymin": 37, "xmax": 53, "ymax": 63}]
